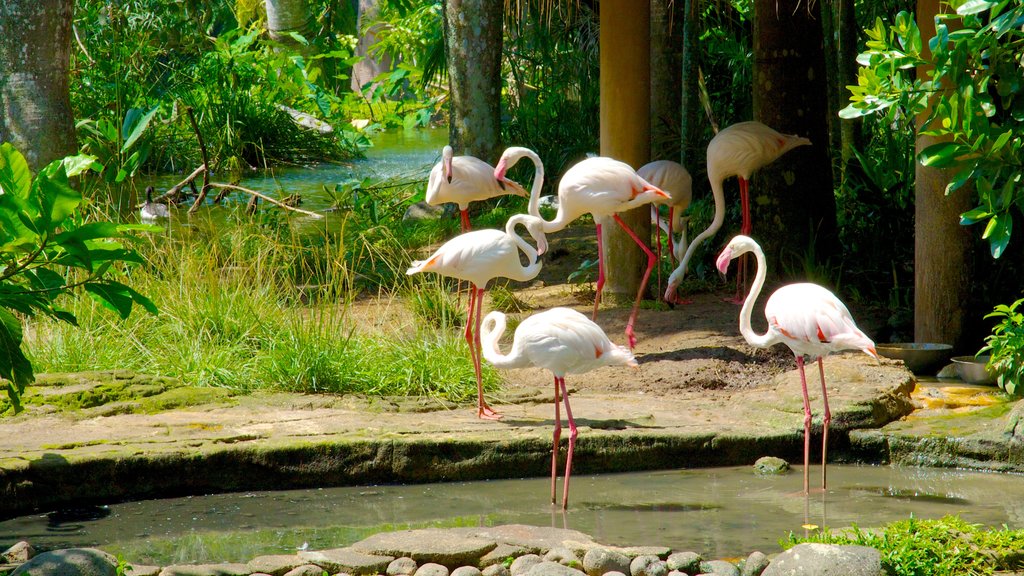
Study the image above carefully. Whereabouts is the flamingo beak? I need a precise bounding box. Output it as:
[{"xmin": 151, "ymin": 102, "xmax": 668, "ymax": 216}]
[
  {"xmin": 715, "ymin": 247, "xmax": 733, "ymax": 275},
  {"xmin": 493, "ymin": 158, "xmax": 507, "ymax": 190},
  {"xmin": 537, "ymin": 235, "xmax": 548, "ymax": 256},
  {"xmin": 444, "ymin": 156, "xmax": 453, "ymax": 183}
]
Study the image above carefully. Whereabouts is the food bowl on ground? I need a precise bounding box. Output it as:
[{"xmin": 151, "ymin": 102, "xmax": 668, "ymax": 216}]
[
  {"xmin": 876, "ymin": 343, "xmax": 953, "ymax": 375},
  {"xmin": 951, "ymin": 355, "xmax": 997, "ymax": 385}
]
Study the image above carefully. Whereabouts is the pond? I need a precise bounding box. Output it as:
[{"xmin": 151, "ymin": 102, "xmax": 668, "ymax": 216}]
[{"xmin": 1, "ymin": 465, "xmax": 1021, "ymax": 565}]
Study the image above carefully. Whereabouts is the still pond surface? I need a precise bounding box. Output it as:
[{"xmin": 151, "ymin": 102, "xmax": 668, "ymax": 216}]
[{"xmin": 1, "ymin": 465, "xmax": 1022, "ymax": 564}]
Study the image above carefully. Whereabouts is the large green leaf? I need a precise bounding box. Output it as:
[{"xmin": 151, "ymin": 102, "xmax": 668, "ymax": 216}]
[
  {"xmin": 957, "ymin": 0, "xmax": 996, "ymax": 15},
  {"xmin": 120, "ymin": 106, "xmax": 160, "ymax": 153},
  {"xmin": 0, "ymin": 143, "xmax": 31, "ymax": 198},
  {"xmin": 34, "ymin": 160, "xmax": 83, "ymax": 229},
  {"xmin": 918, "ymin": 141, "xmax": 966, "ymax": 167},
  {"xmin": 85, "ymin": 280, "xmax": 135, "ymax": 319},
  {"xmin": 0, "ymin": 307, "xmax": 34, "ymax": 413},
  {"xmin": 54, "ymin": 222, "xmax": 122, "ymax": 244}
]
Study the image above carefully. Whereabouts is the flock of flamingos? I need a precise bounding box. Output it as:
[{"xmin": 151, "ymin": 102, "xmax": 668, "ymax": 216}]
[{"xmin": 405, "ymin": 121, "xmax": 881, "ymax": 509}]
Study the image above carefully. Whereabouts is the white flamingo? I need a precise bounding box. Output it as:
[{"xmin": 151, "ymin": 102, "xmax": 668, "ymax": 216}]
[
  {"xmin": 716, "ymin": 235, "xmax": 877, "ymax": 493},
  {"xmin": 480, "ymin": 307, "xmax": 637, "ymax": 508},
  {"xmin": 426, "ymin": 145, "xmax": 528, "ymax": 232},
  {"xmin": 639, "ymin": 160, "xmax": 693, "ymax": 301}
]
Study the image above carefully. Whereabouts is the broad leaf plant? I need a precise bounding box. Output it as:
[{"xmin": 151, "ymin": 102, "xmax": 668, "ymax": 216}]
[{"xmin": 0, "ymin": 143, "xmax": 156, "ymax": 412}]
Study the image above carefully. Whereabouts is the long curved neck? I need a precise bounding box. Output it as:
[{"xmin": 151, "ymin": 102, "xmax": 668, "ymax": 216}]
[
  {"xmin": 738, "ymin": 242, "xmax": 776, "ymax": 348},
  {"xmin": 523, "ymin": 151, "xmax": 546, "ymax": 217},
  {"xmin": 676, "ymin": 176, "xmax": 725, "ymax": 276},
  {"xmin": 480, "ymin": 313, "xmax": 530, "ymax": 369},
  {"xmin": 505, "ymin": 215, "xmax": 544, "ymax": 278}
]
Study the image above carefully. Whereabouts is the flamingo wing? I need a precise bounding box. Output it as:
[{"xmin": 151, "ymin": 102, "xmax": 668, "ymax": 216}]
[
  {"xmin": 407, "ymin": 229, "xmax": 514, "ymax": 285},
  {"xmin": 765, "ymin": 283, "xmax": 875, "ymax": 358}
]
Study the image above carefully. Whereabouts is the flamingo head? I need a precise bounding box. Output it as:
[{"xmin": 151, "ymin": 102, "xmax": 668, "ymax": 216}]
[
  {"xmin": 716, "ymin": 235, "xmax": 756, "ymax": 275},
  {"xmin": 664, "ymin": 266, "xmax": 684, "ymax": 304},
  {"xmin": 442, "ymin": 145, "xmax": 454, "ymax": 183}
]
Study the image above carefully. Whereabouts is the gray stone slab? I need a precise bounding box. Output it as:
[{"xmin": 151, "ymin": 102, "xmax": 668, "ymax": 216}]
[
  {"xmin": 450, "ymin": 526, "xmax": 596, "ymax": 556},
  {"xmin": 248, "ymin": 555, "xmax": 305, "ymax": 576},
  {"xmin": 158, "ymin": 564, "xmax": 251, "ymax": 576},
  {"xmin": 299, "ymin": 549, "xmax": 395, "ymax": 576},
  {"xmin": 761, "ymin": 544, "xmax": 882, "ymax": 576},
  {"xmin": 350, "ymin": 529, "xmax": 497, "ymax": 568},
  {"xmin": 13, "ymin": 549, "xmax": 117, "ymax": 576}
]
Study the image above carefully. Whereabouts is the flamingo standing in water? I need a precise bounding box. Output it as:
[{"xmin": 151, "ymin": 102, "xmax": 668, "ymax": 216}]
[
  {"xmin": 716, "ymin": 235, "xmax": 877, "ymax": 493},
  {"xmin": 638, "ymin": 160, "xmax": 693, "ymax": 301},
  {"xmin": 406, "ymin": 213, "xmax": 548, "ymax": 420},
  {"xmin": 665, "ymin": 121, "xmax": 810, "ymax": 304},
  {"xmin": 480, "ymin": 307, "xmax": 637, "ymax": 509},
  {"xmin": 494, "ymin": 147, "xmax": 669, "ymax": 348},
  {"xmin": 426, "ymin": 145, "xmax": 529, "ymax": 232}
]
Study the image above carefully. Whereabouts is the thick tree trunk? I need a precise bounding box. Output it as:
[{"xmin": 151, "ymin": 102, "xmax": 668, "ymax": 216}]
[
  {"xmin": 601, "ymin": 0, "xmax": 652, "ymax": 301},
  {"xmin": 836, "ymin": 0, "xmax": 861, "ymax": 166},
  {"xmin": 650, "ymin": 0, "xmax": 683, "ymax": 161},
  {"xmin": 914, "ymin": 0, "xmax": 973, "ymax": 348},
  {"xmin": 0, "ymin": 0, "xmax": 77, "ymax": 171},
  {"xmin": 351, "ymin": 0, "xmax": 393, "ymax": 94},
  {"xmin": 444, "ymin": 0, "xmax": 504, "ymax": 162},
  {"xmin": 265, "ymin": 0, "xmax": 315, "ymax": 52},
  {"xmin": 679, "ymin": 0, "xmax": 702, "ymax": 172},
  {"xmin": 752, "ymin": 0, "xmax": 837, "ymax": 276}
]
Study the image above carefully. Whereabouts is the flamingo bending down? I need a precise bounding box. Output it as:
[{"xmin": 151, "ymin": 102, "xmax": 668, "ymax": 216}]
[
  {"xmin": 716, "ymin": 235, "xmax": 877, "ymax": 493},
  {"xmin": 638, "ymin": 160, "xmax": 693, "ymax": 300},
  {"xmin": 665, "ymin": 121, "xmax": 810, "ymax": 304},
  {"xmin": 427, "ymin": 145, "xmax": 529, "ymax": 232},
  {"xmin": 406, "ymin": 213, "xmax": 549, "ymax": 420},
  {"xmin": 480, "ymin": 307, "xmax": 637, "ymax": 509},
  {"xmin": 494, "ymin": 148, "xmax": 670, "ymax": 348}
]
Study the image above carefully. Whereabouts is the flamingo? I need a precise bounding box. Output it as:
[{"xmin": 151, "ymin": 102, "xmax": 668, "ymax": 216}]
[
  {"xmin": 494, "ymin": 148, "xmax": 670, "ymax": 348},
  {"xmin": 426, "ymin": 145, "xmax": 529, "ymax": 232},
  {"xmin": 406, "ymin": 213, "xmax": 548, "ymax": 420},
  {"xmin": 638, "ymin": 160, "xmax": 693, "ymax": 301},
  {"xmin": 716, "ymin": 235, "xmax": 877, "ymax": 493},
  {"xmin": 479, "ymin": 307, "xmax": 638, "ymax": 509},
  {"xmin": 665, "ymin": 121, "xmax": 810, "ymax": 304}
]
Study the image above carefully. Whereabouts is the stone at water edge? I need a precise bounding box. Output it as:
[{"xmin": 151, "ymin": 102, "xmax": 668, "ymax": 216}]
[
  {"xmin": 350, "ymin": 528, "xmax": 497, "ymax": 568},
  {"xmin": 698, "ymin": 559, "xmax": 739, "ymax": 576},
  {"xmin": 298, "ymin": 548, "xmax": 395, "ymax": 576},
  {"xmin": 282, "ymin": 566, "xmax": 328, "ymax": 576},
  {"xmin": 740, "ymin": 552, "xmax": 769, "ymax": 576},
  {"xmin": 11, "ymin": 548, "xmax": 117, "ymax": 576},
  {"xmin": 760, "ymin": 543, "xmax": 882, "ymax": 576},
  {"xmin": 388, "ymin": 558, "xmax": 418, "ymax": 576},
  {"xmin": 451, "ymin": 567, "xmax": 483, "ymax": 576},
  {"xmin": 509, "ymin": 555, "xmax": 543, "ymax": 576},
  {"xmin": 248, "ymin": 555, "xmax": 308, "ymax": 576},
  {"xmin": 2, "ymin": 542, "xmax": 34, "ymax": 564},
  {"xmin": 629, "ymin": 556, "xmax": 667, "ymax": 576},
  {"xmin": 582, "ymin": 548, "xmax": 631, "ymax": 576},
  {"xmin": 753, "ymin": 456, "xmax": 790, "ymax": 476},
  {"xmin": 542, "ymin": 549, "xmax": 580, "ymax": 568},
  {"xmin": 482, "ymin": 565, "xmax": 510, "ymax": 576},
  {"xmin": 413, "ymin": 563, "xmax": 449, "ymax": 576},
  {"xmin": 158, "ymin": 564, "xmax": 251, "ymax": 576},
  {"xmin": 523, "ymin": 562, "xmax": 586, "ymax": 576},
  {"xmin": 665, "ymin": 552, "xmax": 702, "ymax": 575}
]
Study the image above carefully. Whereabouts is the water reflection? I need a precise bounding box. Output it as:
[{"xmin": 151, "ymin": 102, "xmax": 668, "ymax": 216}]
[{"xmin": 1, "ymin": 465, "xmax": 1022, "ymax": 564}]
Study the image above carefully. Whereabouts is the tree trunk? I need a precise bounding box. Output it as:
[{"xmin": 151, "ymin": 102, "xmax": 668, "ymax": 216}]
[
  {"xmin": 444, "ymin": 0, "xmax": 504, "ymax": 162},
  {"xmin": 914, "ymin": 0, "xmax": 973, "ymax": 348},
  {"xmin": 679, "ymin": 0, "xmax": 702, "ymax": 172},
  {"xmin": 600, "ymin": 0, "xmax": 652, "ymax": 302},
  {"xmin": 265, "ymin": 0, "xmax": 314, "ymax": 52},
  {"xmin": 836, "ymin": 0, "xmax": 861, "ymax": 167},
  {"xmin": 752, "ymin": 0, "xmax": 837, "ymax": 277},
  {"xmin": 650, "ymin": 0, "xmax": 683, "ymax": 161},
  {"xmin": 351, "ymin": 0, "xmax": 393, "ymax": 94},
  {"xmin": 0, "ymin": 0, "xmax": 77, "ymax": 171}
]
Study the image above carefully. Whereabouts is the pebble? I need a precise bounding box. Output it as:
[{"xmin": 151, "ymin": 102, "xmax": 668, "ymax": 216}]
[
  {"xmin": 582, "ymin": 548, "xmax": 630, "ymax": 576},
  {"xmin": 510, "ymin": 555, "xmax": 543, "ymax": 576},
  {"xmin": 388, "ymin": 558, "xmax": 418, "ymax": 576},
  {"xmin": 413, "ymin": 564, "xmax": 449, "ymax": 576}
]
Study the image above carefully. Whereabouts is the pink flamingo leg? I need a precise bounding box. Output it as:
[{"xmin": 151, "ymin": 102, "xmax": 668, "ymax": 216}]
[
  {"xmin": 667, "ymin": 206, "xmax": 676, "ymax": 264},
  {"xmin": 460, "ymin": 209, "xmax": 471, "ymax": 233},
  {"xmin": 551, "ymin": 376, "xmax": 561, "ymax": 504},
  {"xmin": 654, "ymin": 207, "xmax": 663, "ymax": 301},
  {"xmin": 559, "ymin": 376, "xmax": 578, "ymax": 510},
  {"xmin": 464, "ymin": 286, "xmax": 477, "ymax": 344},
  {"xmin": 796, "ymin": 355, "xmax": 812, "ymax": 494},
  {"xmin": 593, "ymin": 222, "xmax": 605, "ymax": 321},
  {"xmin": 818, "ymin": 357, "xmax": 830, "ymax": 490},
  {"xmin": 471, "ymin": 287, "xmax": 501, "ymax": 420},
  {"xmin": 612, "ymin": 214, "xmax": 656, "ymax": 349}
]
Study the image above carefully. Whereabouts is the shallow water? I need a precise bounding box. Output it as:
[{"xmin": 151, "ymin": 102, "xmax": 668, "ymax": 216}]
[{"xmin": 2, "ymin": 465, "xmax": 1022, "ymax": 564}]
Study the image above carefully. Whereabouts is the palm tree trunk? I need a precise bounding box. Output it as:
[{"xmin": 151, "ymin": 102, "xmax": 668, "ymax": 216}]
[{"xmin": 0, "ymin": 0, "xmax": 77, "ymax": 171}]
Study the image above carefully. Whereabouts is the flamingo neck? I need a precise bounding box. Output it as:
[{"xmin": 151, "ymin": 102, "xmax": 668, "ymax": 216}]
[
  {"xmin": 738, "ymin": 242, "xmax": 776, "ymax": 349},
  {"xmin": 675, "ymin": 176, "xmax": 726, "ymax": 277},
  {"xmin": 505, "ymin": 214, "xmax": 544, "ymax": 279},
  {"xmin": 523, "ymin": 151, "xmax": 546, "ymax": 216},
  {"xmin": 479, "ymin": 312, "xmax": 530, "ymax": 369}
]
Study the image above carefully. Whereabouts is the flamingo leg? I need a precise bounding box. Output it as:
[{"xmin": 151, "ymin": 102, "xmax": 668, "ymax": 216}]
[
  {"xmin": 818, "ymin": 357, "xmax": 831, "ymax": 490},
  {"xmin": 593, "ymin": 222, "xmax": 605, "ymax": 321},
  {"xmin": 470, "ymin": 286, "xmax": 501, "ymax": 420},
  {"xmin": 459, "ymin": 209, "xmax": 471, "ymax": 233},
  {"xmin": 551, "ymin": 376, "xmax": 562, "ymax": 505},
  {"xmin": 559, "ymin": 376, "xmax": 578, "ymax": 510},
  {"xmin": 464, "ymin": 286, "xmax": 477, "ymax": 344},
  {"xmin": 796, "ymin": 355, "xmax": 812, "ymax": 494},
  {"xmin": 612, "ymin": 214, "xmax": 655, "ymax": 349},
  {"xmin": 654, "ymin": 206, "xmax": 663, "ymax": 302},
  {"xmin": 668, "ymin": 206, "xmax": 676, "ymax": 265}
]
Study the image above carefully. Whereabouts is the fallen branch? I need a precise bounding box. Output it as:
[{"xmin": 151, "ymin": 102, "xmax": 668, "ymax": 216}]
[
  {"xmin": 206, "ymin": 183, "xmax": 323, "ymax": 219},
  {"xmin": 152, "ymin": 165, "xmax": 206, "ymax": 205}
]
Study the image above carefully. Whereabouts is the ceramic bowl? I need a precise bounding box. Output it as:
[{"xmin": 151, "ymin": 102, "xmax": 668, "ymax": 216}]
[
  {"xmin": 876, "ymin": 343, "xmax": 953, "ymax": 375},
  {"xmin": 951, "ymin": 355, "xmax": 997, "ymax": 385}
]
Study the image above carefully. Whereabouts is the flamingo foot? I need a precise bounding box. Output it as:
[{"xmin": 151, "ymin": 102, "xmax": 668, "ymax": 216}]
[
  {"xmin": 723, "ymin": 294, "xmax": 745, "ymax": 305},
  {"xmin": 478, "ymin": 403, "xmax": 503, "ymax": 420},
  {"xmin": 625, "ymin": 326, "xmax": 638, "ymax": 350}
]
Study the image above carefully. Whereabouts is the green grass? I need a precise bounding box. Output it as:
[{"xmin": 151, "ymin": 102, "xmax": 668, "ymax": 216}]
[
  {"xmin": 785, "ymin": 515, "xmax": 1024, "ymax": 576},
  {"xmin": 24, "ymin": 210, "xmax": 499, "ymax": 404}
]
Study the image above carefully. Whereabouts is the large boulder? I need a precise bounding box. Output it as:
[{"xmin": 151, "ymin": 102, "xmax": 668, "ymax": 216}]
[
  {"xmin": 12, "ymin": 549, "xmax": 117, "ymax": 576},
  {"xmin": 761, "ymin": 544, "xmax": 882, "ymax": 576}
]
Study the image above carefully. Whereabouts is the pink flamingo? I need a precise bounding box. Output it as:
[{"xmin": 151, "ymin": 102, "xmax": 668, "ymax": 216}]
[
  {"xmin": 716, "ymin": 235, "xmax": 877, "ymax": 493},
  {"xmin": 638, "ymin": 160, "xmax": 693, "ymax": 301},
  {"xmin": 480, "ymin": 307, "xmax": 637, "ymax": 509},
  {"xmin": 494, "ymin": 147, "xmax": 669, "ymax": 349},
  {"xmin": 426, "ymin": 145, "xmax": 529, "ymax": 232},
  {"xmin": 406, "ymin": 214, "xmax": 548, "ymax": 420},
  {"xmin": 665, "ymin": 121, "xmax": 810, "ymax": 304}
]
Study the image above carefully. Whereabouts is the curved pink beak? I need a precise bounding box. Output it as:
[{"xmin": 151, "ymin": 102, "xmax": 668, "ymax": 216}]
[
  {"xmin": 715, "ymin": 246, "xmax": 734, "ymax": 275},
  {"xmin": 444, "ymin": 155, "xmax": 453, "ymax": 183}
]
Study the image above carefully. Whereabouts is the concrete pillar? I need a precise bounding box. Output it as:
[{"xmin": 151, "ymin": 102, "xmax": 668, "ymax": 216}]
[{"xmin": 600, "ymin": 0, "xmax": 652, "ymax": 301}]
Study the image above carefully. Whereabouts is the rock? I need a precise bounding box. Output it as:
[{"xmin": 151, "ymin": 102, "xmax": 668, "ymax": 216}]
[
  {"xmin": 351, "ymin": 529, "xmax": 496, "ymax": 568},
  {"xmin": 284, "ymin": 566, "xmax": 328, "ymax": 576},
  {"xmin": 403, "ymin": 202, "xmax": 444, "ymax": 222},
  {"xmin": 413, "ymin": 563, "xmax": 449, "ymax": 576},
  {"xmin": 761, "ymin": 544, "xmax": 882, "ymax": 576},
  {"xmin": 2, "ymin": 543, "xmax": 34, "ymax": 564},
  {"xmin": 666, "ymin": 553, "xmax": 702, "ymax": 575},
  {"xmin": 299, "ymin": 549, "xmax": 394, "ymax": 576},
  {"xmin": 753, "ymin": 457, "xmax": 790, "ymax": 475},
  {"xmin": 482, "ymin": 566, "xmax": 510, "ymax": 576},
  {"xmin": 158, "ymin": 565, "xmax": 250, "ymax": 576},
  {"xmin": 480, "ymin": 545, "xmax": 529, "ymax": 568},
  {"xmin": 388, "ymin": 558, "xmax": 418, "ymax": 576},
  {"xmin": 629, "ymin": 556, "xmax": 667, "ymax": 576},
  {"xmin": 740, "ymin": 552, "xmax": 769, "ymax": 576},
  {"xmin": 124, "ymin": 566, "xmax": 160, "ymax": 576},
  {"xmin": 697, "ymin": 560, "xmax": 738, "ymax": 576},
  {"xmin": 451, "ymin": 567, "xmax": 482, "ymax": 576},
  {"xmin": 542, "ymin": 549, "xmax": 579, "ymax": 568},
  {"xmin": 665, "ymin": 571, "xmax": 686, "ymax": 576},
  {"xmin": 12, "ymin": 549, "xmax": 118, "ymax": 576},
  {"xmin": 450, "ymin": 525, "xmax": 596, "ymax": 556},
  {"xmin": 582, "ymin": 548, "xmax": 630, "ymax": 576},
  {"xmin": 509, "ymin": 555, "xmax": 542, "ymax": 576},
  {"xmin": 248, "ymin": 555, "xmax": 306, "ymax": 576},
  {"xmin": 524, "ymin": 562, "xmax": 585, "ymax": 576}
]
